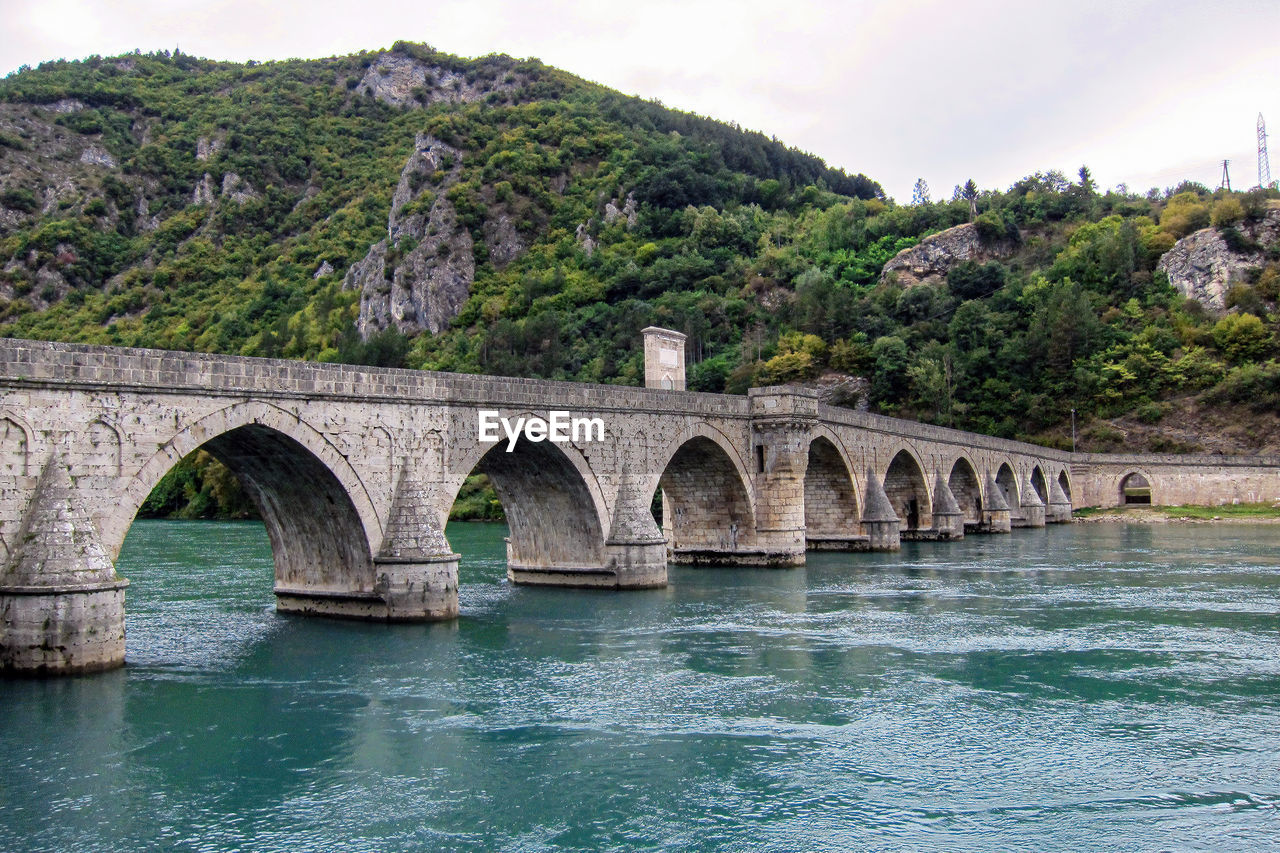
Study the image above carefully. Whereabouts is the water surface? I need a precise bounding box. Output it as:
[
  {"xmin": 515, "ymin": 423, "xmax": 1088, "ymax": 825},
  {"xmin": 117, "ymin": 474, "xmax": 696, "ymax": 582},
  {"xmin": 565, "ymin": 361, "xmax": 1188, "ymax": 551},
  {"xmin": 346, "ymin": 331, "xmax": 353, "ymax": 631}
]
[{"xmin": 2, "ymin": 521, "xmax": 1279, "ymax": 852}]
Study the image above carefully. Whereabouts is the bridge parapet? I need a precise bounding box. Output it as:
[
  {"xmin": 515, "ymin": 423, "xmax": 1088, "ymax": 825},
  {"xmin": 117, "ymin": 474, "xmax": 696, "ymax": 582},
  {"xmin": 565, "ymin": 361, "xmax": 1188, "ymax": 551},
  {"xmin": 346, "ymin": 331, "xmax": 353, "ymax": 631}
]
[
  {"xmin": 817, "ymin": 402, "xmax": 1074, "ymax": 462},
  {"xmin": 0, "ymin": 338, "xmax": 750, "ymax": 417}
]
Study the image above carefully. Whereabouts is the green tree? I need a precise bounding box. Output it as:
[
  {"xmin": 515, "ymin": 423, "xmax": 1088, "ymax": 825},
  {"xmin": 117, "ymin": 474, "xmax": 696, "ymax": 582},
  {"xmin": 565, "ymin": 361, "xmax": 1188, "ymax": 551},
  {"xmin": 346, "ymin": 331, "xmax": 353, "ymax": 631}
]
[
  {"xmin": 870, "ymin": 335, "xmax": 909, "ymax": 406},
  {"xmin": 1212, "ymin": 313, "xmax": 1272, "ymax": 363},
  {"xmin": 907, "ymin": 342, "xmax": 955, "ymax": 425}
]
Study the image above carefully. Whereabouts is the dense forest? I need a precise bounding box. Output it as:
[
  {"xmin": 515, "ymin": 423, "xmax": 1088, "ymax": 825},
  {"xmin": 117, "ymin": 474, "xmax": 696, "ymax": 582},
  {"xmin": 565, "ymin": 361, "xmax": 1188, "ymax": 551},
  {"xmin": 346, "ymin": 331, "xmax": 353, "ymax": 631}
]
[{"xmin": 2, "ymin": 43, "xmax": 1278, "ymax": 519}]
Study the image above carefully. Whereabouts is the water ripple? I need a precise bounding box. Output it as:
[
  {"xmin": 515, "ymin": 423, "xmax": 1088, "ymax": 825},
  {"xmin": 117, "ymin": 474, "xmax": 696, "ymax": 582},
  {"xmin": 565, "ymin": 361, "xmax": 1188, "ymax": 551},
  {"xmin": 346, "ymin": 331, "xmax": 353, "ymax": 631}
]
[{"xmin": 2, "ymin": 522, "xmax": 1279, "ymax": 852}]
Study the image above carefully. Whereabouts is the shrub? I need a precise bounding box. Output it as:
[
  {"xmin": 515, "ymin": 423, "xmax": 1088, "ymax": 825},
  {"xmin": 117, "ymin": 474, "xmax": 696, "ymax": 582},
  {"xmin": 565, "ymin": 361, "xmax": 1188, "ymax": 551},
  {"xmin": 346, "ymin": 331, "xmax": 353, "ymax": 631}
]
[
  {"xmin": 1218, "ymin": 226, "xmax": 1260, "ymax": 254},
  {"xmin": 1133, "ymin": 401, "xmax": 1164, "ymax": 424},
  {"xmin": 1256, "ymin": 265, "xmax": 1280, "ymax": 301},
  {"xmin": 1210, "ymin": 196, "xmax": 1244, "ymax": 227},
  {"xmin": 1, "ymin": 186, "xmax": 39, "ymax": 213},
  {"xmin": 829, "ymin": 336, "xmax": 872, "ymax": 374},
  {"xmin": 761, "ymin": 349, "xmax": 813, "ymax": 383},
  {"xmin": 1159, "ymin": 192, "xmax": 1210, "ymax": 238},
  {"xmin": 1225, "ymin": 284, "xmax": 1266, "ymax": 316},
  {"xmin": 973, "ymin": 210, "xmax": 1004, "ymax": 242},
  {"xmin": 1212, "ymin": 312, "xmax": 1272, "ymax": 363},
  {"xmin": 1142, "ymin": 229, "xmax": 1176, "ymax": 262},
  {"xmin": 1203, "ymin": 360, "xmax": 1280, "ymax": 412},
  {"xmin": 0, "ymin": 131, "xmax": 29, "ymax": 150},
  {"xmin": 948, "ymin": 260, "xmax": 1006, "ymax": 300}
]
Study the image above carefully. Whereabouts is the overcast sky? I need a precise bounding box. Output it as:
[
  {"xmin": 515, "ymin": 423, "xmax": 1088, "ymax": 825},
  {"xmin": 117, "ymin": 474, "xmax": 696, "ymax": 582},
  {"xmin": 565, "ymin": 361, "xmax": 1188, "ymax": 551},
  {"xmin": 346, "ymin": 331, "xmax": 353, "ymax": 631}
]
[{"xmin": 5, "ymin": 0, "xmax": 1279, "ymax": 201}]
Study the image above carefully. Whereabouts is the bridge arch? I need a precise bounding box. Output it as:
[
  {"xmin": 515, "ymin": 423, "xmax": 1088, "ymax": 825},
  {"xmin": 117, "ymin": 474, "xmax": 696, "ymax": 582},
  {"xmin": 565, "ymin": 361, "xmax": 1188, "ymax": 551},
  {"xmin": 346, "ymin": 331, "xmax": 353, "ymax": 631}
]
[
  {"xmin": 117, "ymin": 401, "xmax": 381, "ymax": 594},
  {"xmin": 804, "ymin": 431, "xmax": 860, "ymax": 541},
  {"xmin": 1120, "ymin": 470, "xmax": 1153, "ymax": 505},
  {"xmin": 947, "ymin": 455, "xmax": 983, "ymax": 523},
  {"xmin": 883, "ymin": 447, "xmax": 931, "ymax": 532},
  {"xmin": 994, "ymin": 461, "xmax": 1020, "ymax": 513},
  {"xmin": 1057, "ymin": 468, "xmax": 1073, "ymax": 501},
  {"xmin": 1030, "ymin": 465, "xmax": 1048, "ymax": 504},
  {"xmin": 653, "ymin": 422, "xmax": 757, "ymax": 557},
  {"xmin": 449, "ymin": 428, "xmax": 609, "ymax": 572}
]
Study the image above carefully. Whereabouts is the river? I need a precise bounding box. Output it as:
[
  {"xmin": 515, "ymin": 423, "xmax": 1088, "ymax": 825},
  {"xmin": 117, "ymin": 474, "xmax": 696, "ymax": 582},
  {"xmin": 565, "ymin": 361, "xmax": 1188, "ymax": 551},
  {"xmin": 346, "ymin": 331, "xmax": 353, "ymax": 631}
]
[{"xmin": 2, "ymin": 521, "xmax": 1279, "ymax": 852}]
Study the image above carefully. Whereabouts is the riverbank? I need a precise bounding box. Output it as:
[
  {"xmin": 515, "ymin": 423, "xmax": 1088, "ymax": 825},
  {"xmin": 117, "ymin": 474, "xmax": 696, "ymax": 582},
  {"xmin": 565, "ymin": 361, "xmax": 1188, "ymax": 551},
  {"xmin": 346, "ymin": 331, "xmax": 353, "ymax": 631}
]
[{"xmin": 1073, "ymin": 503, "xmax": 1280, "ymax": 523}]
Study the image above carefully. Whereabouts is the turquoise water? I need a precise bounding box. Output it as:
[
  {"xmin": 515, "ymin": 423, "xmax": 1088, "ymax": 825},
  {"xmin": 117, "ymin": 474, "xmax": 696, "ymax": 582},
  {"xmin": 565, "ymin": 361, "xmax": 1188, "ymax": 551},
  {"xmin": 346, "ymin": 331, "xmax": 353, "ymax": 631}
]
[{"xmin": 3, "ymin": 521, "xmax": 1280, "ymax": 852}]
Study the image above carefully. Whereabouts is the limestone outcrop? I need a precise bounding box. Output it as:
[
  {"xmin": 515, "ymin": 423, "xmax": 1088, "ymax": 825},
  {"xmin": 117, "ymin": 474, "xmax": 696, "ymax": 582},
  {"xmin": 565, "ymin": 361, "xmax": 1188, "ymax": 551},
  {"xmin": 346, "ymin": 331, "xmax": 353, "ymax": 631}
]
[
  {"xmin": 345, "ymin": 133, "xmax": 475, "ymax": 338},
  {"xmin": 879, "ymin": 223, "xmax": 1016, "ymax": 288},
  {"xmin": 801, "ymin": 372, "xmax": 869, "ymax": 411},
  {"xmin": 220, "ymin": 172, "xmax": 258, "ymax": 205},
  {"xmin": 78, "ymin": 145, "xmax": 116, "ymax": 168},
  {"xmin": 482, "ymin": 212, "xmax": 525, "ymax": 270},
  {"xmin": 1157, "ymin": 209, "xmax": 1280, "ymax": 310},
  {"xmin": 574, "ymin": 193, "xmax": 638, "ymax": 256},
  {"xmin": 354, "ymin": 54, "xmax": 521, "ymax": 109},
  {"xmin": 192, "ymin": 173, "xmax": 215, "ymax": 205}
]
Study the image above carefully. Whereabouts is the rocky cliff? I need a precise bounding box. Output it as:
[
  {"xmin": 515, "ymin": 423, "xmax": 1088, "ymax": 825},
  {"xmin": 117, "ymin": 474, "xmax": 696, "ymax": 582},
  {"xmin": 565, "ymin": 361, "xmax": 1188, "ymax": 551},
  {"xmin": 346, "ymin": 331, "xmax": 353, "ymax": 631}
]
[
  {"xmin": 355, "ymin": 54, "xmax": 525, "ymax": 110},
  {"xmin": 344, "ymin": 133, "xmax": 476, "ymax": 337},
  {"xmin": 879, "ymin": 222, "xmax": 1016, "ymax": 287},
  {"xmin": 1157, "ymin": 209, "xmax": 1280, "ymax": 310}
]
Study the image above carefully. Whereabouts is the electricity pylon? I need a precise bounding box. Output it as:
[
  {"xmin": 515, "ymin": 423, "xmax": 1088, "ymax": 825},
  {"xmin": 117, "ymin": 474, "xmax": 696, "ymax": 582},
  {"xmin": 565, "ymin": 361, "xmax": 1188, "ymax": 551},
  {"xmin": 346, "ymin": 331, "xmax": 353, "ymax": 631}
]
[{"xmin": 1259, "ymin": 113, "xmax": 1272, "ymax": 189}]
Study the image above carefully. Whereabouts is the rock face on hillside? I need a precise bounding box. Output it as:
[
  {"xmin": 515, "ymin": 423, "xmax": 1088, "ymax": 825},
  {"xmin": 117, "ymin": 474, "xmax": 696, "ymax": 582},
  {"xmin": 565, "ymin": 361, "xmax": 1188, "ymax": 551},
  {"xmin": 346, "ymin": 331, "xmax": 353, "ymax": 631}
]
[
  {"xmin": 343, "ymin": 130, "xmax": 536, "ymax": 339},
  {"xmin": 355, "ymin": 54, "xmax": 520, "ymax": 109},
  {"xmin": 1157, "ymin": 209, "xmax": 1280, "ymax": 310},
  {"xmin": 879, "ymin": 223, "xmax": 1016, "ymax": 288},
  {"xmin": 345, "ymin": 133, "xmax": 475, "ymax": 338},
  {"xmin": 0, "ymin": 100, "xmax": 150, "ymax": 238},
  {"xmin": 803, "ymin": 372, "xmax": 869, "ymax": 411}
]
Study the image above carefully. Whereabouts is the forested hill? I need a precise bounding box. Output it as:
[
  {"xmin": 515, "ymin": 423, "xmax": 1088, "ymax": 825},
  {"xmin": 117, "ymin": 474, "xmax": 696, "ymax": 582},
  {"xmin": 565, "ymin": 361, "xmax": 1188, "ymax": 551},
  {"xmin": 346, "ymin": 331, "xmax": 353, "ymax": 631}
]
[{"xmin": 3, "ymin": 41, "xmax": 1280, "ymax": 470}]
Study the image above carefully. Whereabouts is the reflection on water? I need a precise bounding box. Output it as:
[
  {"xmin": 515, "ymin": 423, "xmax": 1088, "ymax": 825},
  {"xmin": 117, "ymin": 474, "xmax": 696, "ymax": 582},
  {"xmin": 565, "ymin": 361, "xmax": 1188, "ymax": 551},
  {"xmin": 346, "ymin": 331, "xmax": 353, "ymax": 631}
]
[{"xmin": 2, "ymin": 520, "xmax": 1279, "ymax": 852}]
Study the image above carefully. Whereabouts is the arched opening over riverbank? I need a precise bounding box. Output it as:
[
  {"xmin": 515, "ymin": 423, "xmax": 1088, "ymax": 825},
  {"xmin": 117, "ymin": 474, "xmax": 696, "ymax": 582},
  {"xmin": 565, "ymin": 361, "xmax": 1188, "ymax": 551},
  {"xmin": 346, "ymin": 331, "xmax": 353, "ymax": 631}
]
[
  {"xmin": 1121, "ymin": 472, "xmax": 1152, "ymax": 505},
  {"xmin": 804, "ymin": 437, "xmax": 860, "ymax": 542},
  {"xmin": 948, "ymin": 457, "xmax": 983, "ymax": 524},
  {"xmin": 884, "ymin": 450, "xmax": 931, "ymax": 532}
]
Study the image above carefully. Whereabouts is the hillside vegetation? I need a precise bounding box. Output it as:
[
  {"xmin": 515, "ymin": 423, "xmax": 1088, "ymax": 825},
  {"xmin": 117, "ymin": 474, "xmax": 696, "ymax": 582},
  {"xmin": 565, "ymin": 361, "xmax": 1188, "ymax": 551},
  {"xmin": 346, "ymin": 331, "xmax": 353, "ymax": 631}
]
[{"xmin": 3, "ymin": 43, "xmax": 1280, "ymax": 517}]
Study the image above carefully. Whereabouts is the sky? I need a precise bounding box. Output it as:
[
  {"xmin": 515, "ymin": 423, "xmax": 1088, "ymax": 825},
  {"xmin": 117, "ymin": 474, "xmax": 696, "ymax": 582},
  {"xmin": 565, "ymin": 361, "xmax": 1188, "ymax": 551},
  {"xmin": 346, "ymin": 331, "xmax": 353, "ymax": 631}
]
[{"xmin": 4, "ymin": 0, "xmax": 1280, "ymax": 202}]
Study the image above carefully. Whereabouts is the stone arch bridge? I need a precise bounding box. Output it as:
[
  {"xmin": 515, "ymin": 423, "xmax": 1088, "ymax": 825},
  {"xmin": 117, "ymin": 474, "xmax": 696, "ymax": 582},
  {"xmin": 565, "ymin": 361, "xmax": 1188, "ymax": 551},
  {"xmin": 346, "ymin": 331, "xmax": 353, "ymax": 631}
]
[{"xmin": 2, "ymin": 339, "xmax": 1278, "ymax": 675}]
